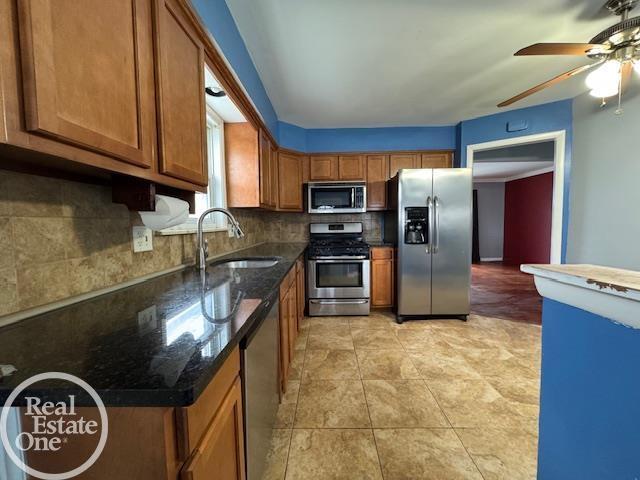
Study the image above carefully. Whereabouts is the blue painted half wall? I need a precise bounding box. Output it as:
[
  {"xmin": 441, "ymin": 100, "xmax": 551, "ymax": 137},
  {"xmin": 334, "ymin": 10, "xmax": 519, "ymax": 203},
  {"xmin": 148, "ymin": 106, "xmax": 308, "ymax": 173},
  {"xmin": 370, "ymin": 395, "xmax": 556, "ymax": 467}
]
[{"xmin": 538, "ymin": 299, "xmax": 640, "ymax": 479}]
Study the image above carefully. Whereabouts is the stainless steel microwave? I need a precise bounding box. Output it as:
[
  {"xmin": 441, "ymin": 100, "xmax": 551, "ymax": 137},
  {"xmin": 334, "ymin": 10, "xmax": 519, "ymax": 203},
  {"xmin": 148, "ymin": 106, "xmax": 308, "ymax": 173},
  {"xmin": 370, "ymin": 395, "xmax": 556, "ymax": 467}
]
[{"xmin": 307, "ymin": 182, "xmax": 366, "ymax": 213}]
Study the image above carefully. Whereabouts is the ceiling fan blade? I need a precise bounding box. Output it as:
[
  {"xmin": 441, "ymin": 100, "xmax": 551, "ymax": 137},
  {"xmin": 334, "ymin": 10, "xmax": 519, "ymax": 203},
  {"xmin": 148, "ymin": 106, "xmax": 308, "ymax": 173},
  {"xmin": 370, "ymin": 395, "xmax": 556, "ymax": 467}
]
[
  {"xmin": 498, "ymin": 63, "xmax": 599, "ymax": 108},
  {"xmin": 515, "ymin": 43, "xmax": 607, "ymax": 56}
]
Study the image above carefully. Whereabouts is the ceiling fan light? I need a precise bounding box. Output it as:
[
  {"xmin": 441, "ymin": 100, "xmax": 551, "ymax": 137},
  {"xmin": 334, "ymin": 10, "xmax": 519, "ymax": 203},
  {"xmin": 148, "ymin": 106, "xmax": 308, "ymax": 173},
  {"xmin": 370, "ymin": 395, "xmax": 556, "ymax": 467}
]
[
  {"xmin": 589, "ymin": 86, "xmax": 619, "ymax": 98},
  {"xmin": 585, "ymin": 60, "xmax": 621, "ymax": 92}
]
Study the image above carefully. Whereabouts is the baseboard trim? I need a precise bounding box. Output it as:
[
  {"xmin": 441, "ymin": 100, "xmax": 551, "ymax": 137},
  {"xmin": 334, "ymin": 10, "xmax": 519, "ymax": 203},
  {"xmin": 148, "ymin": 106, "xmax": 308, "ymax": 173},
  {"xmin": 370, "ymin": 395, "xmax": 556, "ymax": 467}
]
[{"xmin": 480, "ymin": 257, "xmax": 503, "ymax": 262}]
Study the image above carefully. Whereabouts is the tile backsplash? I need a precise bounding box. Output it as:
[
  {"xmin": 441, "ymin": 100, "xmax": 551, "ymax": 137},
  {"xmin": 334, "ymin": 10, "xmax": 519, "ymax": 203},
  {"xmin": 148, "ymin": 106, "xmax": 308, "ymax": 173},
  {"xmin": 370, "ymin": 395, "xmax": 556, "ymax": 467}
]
[{"xmin": 0, "ymin": 169, "xmax": 383, "ymax": 318}]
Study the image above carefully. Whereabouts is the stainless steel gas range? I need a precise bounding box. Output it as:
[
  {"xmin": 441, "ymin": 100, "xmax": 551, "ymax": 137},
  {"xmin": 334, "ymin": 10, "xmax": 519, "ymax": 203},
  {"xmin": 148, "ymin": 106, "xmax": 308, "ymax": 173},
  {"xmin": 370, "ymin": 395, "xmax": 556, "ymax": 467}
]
[{"xmin": 307, "ymin": 222, "xmax": 370, "ymax": 316}]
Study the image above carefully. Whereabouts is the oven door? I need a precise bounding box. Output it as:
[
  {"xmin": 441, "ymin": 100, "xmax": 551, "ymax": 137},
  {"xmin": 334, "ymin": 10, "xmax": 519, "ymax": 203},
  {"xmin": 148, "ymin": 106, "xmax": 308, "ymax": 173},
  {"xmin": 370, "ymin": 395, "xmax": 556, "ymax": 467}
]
[
  {"xmin": 308, "ymin": 257, "xmax": 370, "ymax": 299},
  {"xmin": 308, "ymin": 186, "xmax": 365, "ymax": 213}
]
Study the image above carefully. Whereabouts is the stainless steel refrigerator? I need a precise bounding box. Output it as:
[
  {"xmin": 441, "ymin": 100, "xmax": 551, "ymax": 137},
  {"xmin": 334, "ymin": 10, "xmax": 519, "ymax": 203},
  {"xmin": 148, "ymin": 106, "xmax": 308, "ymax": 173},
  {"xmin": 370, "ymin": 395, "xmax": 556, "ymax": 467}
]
[{"xmin": 385, "ymin": 168, "xmax": 472, "ymax": 323}]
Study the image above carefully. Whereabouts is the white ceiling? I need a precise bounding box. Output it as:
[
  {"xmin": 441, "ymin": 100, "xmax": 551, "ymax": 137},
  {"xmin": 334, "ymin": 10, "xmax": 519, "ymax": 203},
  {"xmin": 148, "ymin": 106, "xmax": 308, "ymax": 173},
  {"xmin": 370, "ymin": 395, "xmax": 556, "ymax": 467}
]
[
  {"xmin": 225, "ymin": 0, "xmax": 619, "ymax": 128},
  {"xmin": 473, "ymin": 161, "xmax": 554, "ymax": 182}
]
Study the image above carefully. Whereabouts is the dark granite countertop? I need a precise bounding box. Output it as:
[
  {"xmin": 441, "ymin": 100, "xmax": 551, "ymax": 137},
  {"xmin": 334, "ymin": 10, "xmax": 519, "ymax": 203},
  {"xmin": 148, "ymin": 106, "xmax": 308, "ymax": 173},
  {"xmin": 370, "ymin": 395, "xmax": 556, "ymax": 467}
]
[
  {"xmin": 368, "ymin": 241, "xmax": 396, "ymax": 247},
  {"xmin": 0, "ymin": 243, "xmax": 307, "ymax": 407}
]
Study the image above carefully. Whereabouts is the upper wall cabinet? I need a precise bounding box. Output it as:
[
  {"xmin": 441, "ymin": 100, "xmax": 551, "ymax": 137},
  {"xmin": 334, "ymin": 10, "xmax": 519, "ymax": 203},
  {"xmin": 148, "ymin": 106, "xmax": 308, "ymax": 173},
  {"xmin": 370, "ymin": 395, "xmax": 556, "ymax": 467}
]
[
  {"xmin": 421, "ymin": 152, "xmax": 453, "ymax": 168},
  {"xmin": 338, "ymin": 155, "xmax": 365, "ymax": 180},
  {"xmin": 278, "ymin": 152, "xmax": 303, "ymax": 211},
  {"xmin": 154, "ymin": 0, "xmax": 207, "ymax": 186},
  {"xmin": 366, "ymin": 155, "xmax": 389, "ymax": 210},
  {"xmin": 309, "ymin": 156, "xmax": 338, "ymax": 181},
  {"xmin": 259, "ymin": 129, "xmax": 275, "ymax": 208},
  {"xmin": 225, "ymin": 123, "xmax": 259, "ymax": 208},
  {"xmin": 389, "ymin": 154, "xmax": 418, "ymax": 178},
  {"xmin": 16, "ymin": 0, "xmax": 156, "ymax": 168}
]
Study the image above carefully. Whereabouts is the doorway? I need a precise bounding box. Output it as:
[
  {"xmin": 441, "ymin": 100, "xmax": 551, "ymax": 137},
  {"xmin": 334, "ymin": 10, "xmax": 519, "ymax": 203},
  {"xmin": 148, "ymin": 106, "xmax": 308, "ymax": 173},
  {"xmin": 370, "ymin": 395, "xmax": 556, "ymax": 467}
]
[{"xmin": 466, "ymin": 131, "xmax": 566, "ymax": 324}]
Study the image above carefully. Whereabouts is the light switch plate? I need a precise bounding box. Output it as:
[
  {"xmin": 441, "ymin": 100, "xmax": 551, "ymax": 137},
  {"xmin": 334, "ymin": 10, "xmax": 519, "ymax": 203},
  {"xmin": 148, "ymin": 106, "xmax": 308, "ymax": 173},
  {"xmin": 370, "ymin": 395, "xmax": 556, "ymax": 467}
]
[{"xmin": 132, "ymin": 226, "xmax": 153, "ymax": 252}]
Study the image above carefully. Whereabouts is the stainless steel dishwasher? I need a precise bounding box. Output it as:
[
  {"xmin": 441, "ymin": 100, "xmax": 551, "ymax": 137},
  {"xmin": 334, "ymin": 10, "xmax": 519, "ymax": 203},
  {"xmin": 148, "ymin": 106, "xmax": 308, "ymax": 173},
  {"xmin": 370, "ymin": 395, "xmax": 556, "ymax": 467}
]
[{"xmin": 241, "ymin": 294, "xmax": 280, "ymax": 480}]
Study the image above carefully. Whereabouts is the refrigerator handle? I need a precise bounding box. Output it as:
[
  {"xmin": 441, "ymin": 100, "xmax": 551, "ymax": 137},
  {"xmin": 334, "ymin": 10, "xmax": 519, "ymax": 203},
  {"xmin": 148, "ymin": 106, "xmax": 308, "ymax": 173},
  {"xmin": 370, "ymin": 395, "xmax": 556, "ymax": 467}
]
[
  {"xmin": 433, "ymin": 196, "xmax": 440, "ymax": 253},
  {"xmin": 426, "ymin": 196, "xmax": 433, "ymax": 254}
]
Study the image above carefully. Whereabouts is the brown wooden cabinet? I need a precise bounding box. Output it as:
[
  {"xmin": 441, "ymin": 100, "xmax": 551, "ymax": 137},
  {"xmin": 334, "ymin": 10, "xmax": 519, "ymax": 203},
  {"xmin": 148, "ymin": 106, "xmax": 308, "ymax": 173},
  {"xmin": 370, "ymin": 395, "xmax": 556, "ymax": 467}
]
[
  {"xmin": 181, "ymin": 377, "xmax": 245, "ymax": 480},
  {"xmin": 389, "ymin": 154, "xmax": 418, "ymax": 178},
  {"xmin": 278, "ymin": 152, "xmax": 303, "ymax": 211},
  {"xmin": 225, "ymin": 123, "xmax": 260, "ymax": 208},
  {"xmin": 421, "ymin": 152, "xmax": 453, "ymax": 168},
  {"xmin": 366, "ymin": 155, "xmax": 389, "ymax": 210},
  {"xmin": 0, "ymin": 0, "xmax": 212, "ymax": 193},
  {"xmin": 154, "ymin": 0, "xmax": 207, "ymax": 186},
  {"xmin": 338, "ymin": 155, "xmax": 365, "ymax": 180},
  {"xmin": 269, "ymin": 143, "xmax": 279, "ymax": 208},
  {"xmin": 309, "ymin": 155, "xmax": 338, "ymax": 181},
  {"xmin": 259, "ymin": 129, "xmax": 273, "ymax": 208},
  {"xmin": 371, "ymin": 247, "xmax": 395, "ymax": 308},
  {"xmin": 17, "ymin": 0, "xmax": 156, "ymax": 168},
  {"xmin": 279, "ymin": 264, "xmax": 300, "ymax": 393}
]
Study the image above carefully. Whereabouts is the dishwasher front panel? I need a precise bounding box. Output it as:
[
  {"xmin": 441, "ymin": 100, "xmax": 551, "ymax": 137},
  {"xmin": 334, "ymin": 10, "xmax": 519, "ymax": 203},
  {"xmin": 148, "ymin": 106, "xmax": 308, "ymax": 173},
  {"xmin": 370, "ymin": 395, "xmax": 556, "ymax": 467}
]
[{"xmin": 242, "ymin": 298, "xmax": 280, "ymax": 480}]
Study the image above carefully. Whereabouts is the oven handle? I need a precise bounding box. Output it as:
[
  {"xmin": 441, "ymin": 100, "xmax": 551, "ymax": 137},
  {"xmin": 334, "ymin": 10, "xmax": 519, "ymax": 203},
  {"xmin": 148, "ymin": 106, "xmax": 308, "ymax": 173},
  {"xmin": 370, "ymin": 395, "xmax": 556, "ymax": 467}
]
[
  {"xmin": 310, "ymin": 299, "xmax": 369, "ymax": 305},
  {"xmin": 309, "ymin": 256, "xmax": 368, "ymax": 261}
]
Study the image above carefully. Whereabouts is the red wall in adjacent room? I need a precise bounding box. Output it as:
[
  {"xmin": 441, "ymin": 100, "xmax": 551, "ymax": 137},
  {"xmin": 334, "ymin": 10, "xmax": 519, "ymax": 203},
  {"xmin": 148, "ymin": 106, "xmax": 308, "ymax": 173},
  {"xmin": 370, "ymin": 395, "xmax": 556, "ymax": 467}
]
[{"xmin": 503, "ymin": 172, "xmax": 553, "ymax": 265}]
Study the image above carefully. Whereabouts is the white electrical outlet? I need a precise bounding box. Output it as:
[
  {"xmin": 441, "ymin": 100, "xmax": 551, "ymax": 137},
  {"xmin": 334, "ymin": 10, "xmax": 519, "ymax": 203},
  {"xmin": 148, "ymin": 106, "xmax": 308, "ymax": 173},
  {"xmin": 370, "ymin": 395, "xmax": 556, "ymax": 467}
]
[
  {"xmin": 137, "ymin": 305, "xmax": 157, "ymax": 334},
  {"xmin": 132, "ymin": 226, "xmax": 153, "ymax": 252}
]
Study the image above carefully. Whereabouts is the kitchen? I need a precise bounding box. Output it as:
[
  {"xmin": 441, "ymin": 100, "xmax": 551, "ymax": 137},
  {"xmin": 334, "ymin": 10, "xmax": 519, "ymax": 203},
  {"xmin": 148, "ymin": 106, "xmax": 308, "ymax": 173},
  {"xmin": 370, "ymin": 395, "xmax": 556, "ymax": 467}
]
[{"xmin": 1, "ymin": 0, "xmax": 640, "ymax": 479}]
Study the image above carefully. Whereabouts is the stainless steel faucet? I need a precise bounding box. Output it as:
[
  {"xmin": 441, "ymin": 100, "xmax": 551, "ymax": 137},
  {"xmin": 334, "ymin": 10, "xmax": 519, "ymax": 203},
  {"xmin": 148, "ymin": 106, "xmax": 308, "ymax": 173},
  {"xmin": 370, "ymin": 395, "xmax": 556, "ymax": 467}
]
[{"xmin": 196, "ymin": 208, "xmax": 245, "ymax": 270}]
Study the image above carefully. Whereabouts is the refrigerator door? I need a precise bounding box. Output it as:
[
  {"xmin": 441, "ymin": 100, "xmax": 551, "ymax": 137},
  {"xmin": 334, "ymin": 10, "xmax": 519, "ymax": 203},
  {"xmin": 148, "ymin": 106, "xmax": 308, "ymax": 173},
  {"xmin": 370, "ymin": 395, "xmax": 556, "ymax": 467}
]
[
  {"xmin": 431, "ymin": 168, "xmax": 472, "ymax": 315},
  {"xmin": 397, "ymin": 169, "xmax": 433, "ymax": 316}
]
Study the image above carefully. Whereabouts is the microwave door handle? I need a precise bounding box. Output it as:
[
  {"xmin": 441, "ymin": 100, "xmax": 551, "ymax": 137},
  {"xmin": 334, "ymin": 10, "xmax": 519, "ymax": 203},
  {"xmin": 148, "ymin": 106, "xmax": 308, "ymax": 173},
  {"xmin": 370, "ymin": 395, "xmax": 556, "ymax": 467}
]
[
  {"xmin": 351, "ymin": 187, "xmax": 355, "ymax": 207},
  {"xmin": 426, "ymin": 196, "xmax": 433, "ymax": 254}
]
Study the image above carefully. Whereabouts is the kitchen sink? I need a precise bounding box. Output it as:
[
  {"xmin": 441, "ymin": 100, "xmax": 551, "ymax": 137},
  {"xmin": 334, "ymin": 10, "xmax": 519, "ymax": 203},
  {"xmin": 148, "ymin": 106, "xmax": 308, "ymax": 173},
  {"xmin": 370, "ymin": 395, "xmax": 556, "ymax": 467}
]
[{"xmin": 217, "ymin": 257, "xmax": 281, "ymax": 269}]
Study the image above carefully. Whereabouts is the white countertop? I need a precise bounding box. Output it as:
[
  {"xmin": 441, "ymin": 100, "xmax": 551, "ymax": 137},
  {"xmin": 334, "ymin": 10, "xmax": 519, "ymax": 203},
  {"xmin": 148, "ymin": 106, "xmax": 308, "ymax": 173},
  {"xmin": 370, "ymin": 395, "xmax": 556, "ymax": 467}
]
[{"xmin": 521, "ymin": 264, "xmax": 640, "ymax": 329}]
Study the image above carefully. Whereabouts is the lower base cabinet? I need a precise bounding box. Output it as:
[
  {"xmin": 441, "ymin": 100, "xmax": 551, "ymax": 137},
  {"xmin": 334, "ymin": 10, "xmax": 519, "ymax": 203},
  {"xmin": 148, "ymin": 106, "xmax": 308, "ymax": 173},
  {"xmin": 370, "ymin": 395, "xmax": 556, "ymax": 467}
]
[
  {"xmin": 279, "ymin": 255, "xmax": 305, "ymax": 393},
  {"xmin": 181, "ymin": 377, "xmax": 245, "ymax": 480},
  {"xmin": 371, "ymin": 247, "xmax": 395, "ymax": 308}
]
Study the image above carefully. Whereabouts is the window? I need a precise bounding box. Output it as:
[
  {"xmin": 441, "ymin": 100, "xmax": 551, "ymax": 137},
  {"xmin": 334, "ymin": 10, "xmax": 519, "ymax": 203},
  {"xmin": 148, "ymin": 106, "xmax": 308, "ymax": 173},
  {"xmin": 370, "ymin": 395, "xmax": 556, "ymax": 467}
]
[{"xmin": 160, "ymin": 105, "xmax": 228, "ymax": 235}]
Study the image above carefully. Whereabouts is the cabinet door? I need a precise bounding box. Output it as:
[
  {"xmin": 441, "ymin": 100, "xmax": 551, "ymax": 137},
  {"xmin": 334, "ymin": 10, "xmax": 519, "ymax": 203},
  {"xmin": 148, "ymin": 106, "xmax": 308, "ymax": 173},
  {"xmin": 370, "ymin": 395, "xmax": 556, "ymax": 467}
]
[
  {"xmin": 366, "ymin": 155, "xmax": 389, "ymax": 210},
  {"xmin": 155, "ymin": 0, "xmax": 207, "ymax": 185},
  {"xmin": 389, "ymin": 154, "xmax": 418, "ymax": 178},
  {"xmin": 309, "ymin": 156, "xmax": 338, "ymax": 181},
  {"xmin": 338, "ymin": 155, "xmax": 365, "ymax": 180},
  {"xmin": 17, "ymin": 0, "xmax": 155, "ymax": 168},
  {"xmin": 287, "ymin": 287, "xmax": 297, "ymax": 362},
  {"xmin": 181, "ymin": 377, "xmax": 245, "ymax": 480},
  {"xmin": 259, "ymin": 130, "xmax": 272, "ymax": 208},
  {"xmin": 371, "ymin": 259, "xmax": 394, "ymax": 307},
  {"xmin": 278, "ymin": 152, "xmax": 303, "ymax": 211},
  {"xmin": 269, "ymin": 144, "xmax": 279, "ymax": 208},
  {"xmin": 296, "ymin": 259, "xmax": 305, "ymax": 325},
  {"xmin": 422, "ymin": 152, "xmax": 453, "ymax": 168},
  {"xmin": 279, "ymin": 293, "xmax": 290, "ymax": 393}
]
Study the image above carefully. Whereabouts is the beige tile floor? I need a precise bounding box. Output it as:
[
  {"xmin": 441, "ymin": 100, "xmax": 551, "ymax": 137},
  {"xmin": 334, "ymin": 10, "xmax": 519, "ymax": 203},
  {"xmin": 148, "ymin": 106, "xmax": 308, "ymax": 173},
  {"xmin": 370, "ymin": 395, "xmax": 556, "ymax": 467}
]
[{"xmin": 262, "ymin": 311, "xmax": 541, "ymax": 480}]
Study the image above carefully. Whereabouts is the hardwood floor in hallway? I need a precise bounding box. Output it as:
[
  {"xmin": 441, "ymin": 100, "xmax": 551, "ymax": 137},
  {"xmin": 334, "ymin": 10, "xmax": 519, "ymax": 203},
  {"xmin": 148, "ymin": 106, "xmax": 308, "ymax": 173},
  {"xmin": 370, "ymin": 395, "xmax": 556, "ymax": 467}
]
[
  {"xmin": 262, "ymin": 309, "xmax": 541, "ymax": 480},
  {"xmin": 471, "ymin": 262, "xmax": 542, "ymax": 325}
]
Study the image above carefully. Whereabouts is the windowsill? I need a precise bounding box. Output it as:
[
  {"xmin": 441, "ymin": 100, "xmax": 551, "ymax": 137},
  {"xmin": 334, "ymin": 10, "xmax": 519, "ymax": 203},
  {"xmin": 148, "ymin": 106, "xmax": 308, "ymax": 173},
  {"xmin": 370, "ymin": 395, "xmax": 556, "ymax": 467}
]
[{"xmin": 157, "ymin": 224, "xmax": 228, "ymax": 236}]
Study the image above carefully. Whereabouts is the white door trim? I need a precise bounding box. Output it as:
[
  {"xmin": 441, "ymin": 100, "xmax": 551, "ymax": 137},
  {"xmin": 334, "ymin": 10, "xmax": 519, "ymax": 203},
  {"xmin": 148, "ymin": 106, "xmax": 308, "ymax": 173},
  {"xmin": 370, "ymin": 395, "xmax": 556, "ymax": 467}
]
[{"xmin": 466, "ymin": 130, "xmax": 566, "ymax": 264}]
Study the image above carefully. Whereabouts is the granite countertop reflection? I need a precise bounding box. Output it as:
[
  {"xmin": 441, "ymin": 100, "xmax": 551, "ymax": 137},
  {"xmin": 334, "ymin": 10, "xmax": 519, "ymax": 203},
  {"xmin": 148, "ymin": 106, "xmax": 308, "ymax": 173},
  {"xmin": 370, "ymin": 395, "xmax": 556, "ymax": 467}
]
[{"xmin": 0, "ymin": 243, "xmax": 307, "ymax": 407}]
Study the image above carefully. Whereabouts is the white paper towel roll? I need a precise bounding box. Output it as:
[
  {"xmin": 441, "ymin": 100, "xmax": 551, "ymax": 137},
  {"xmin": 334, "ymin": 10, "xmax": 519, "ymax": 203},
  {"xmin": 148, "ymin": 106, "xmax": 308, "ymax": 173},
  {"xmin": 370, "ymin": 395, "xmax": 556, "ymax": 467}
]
[{"xmin": 139, "ymin": 195, "xmax": 190, "ymax": 231}]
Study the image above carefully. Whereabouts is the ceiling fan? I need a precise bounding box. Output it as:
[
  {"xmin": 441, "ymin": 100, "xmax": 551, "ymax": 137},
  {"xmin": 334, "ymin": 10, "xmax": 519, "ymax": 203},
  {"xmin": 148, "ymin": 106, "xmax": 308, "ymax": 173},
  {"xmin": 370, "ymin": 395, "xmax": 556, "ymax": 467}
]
[{"xmin": 498, "ymin": 0, "xmax": 640, "ymax": 110}]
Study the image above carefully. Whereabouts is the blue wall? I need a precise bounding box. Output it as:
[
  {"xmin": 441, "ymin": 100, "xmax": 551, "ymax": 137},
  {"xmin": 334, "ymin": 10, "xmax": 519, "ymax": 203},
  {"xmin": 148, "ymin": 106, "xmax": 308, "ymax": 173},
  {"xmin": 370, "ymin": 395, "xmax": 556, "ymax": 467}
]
[
  {"xmin": 192, "ymin": 0, "xmax": 279, "ymax": 136},
  {"xmin": 277, "ymin": 122, "xmax": 456, "ymax": 153},
  {"xmin": 538, "ymin": 299, "xmax": 640, "ymax": 479},
  {"xmin": 458, "ymin": 99, "xmax": 573, "ymax": 262}
]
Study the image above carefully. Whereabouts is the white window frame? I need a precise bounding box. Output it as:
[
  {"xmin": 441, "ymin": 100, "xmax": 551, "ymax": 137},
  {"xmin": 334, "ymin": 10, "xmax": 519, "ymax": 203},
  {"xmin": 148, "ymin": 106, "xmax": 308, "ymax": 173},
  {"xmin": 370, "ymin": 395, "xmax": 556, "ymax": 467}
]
[{"xmin": 159, "ymin": 105, "xmax": 228, "ymax": 235}]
